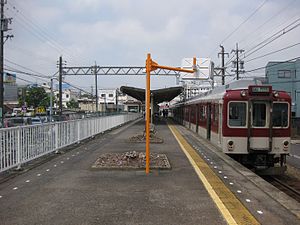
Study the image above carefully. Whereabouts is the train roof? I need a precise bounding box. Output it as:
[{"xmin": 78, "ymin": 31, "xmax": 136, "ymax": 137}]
[{"xmin": 185, "ymin": 79, "xmax": 263, "ymax": 105}]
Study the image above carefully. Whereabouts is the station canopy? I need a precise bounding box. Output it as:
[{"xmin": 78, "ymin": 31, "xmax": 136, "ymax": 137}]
[{"xmin": 120, "ymin": 86, "xmax": 183, "ymax": 104}]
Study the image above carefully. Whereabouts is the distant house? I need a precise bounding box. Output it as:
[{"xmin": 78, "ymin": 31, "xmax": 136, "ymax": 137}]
[
  {"xmin": 54, "ymin": 89, "xmax": 79, "ymax": 108},
  {"xmin": 265, "ymin": 59, "xmax": 300, "ymax": 118}
]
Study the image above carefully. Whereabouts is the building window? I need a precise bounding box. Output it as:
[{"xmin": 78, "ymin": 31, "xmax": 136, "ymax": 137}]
[
  {"xmin": 278, "ymin": 70, "xmax": 291, "ymax": 78},
  {"xmin": 101, "ymin": 94, "xmax": 105, "ymax": 97},
  {"xmin": 109, "ymin": 94, "xmax": 113, "ymax": 97},
  {"xmin": 66, "ymin": 94, "xmax": 69, "ymax": 98}
]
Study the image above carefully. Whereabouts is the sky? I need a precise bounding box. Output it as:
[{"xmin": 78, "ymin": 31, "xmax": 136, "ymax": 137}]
[{"xmin": 4, "ymin": 0, "xmax": 300, "ymax": 93}]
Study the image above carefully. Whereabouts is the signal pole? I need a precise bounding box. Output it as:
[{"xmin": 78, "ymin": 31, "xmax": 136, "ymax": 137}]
[
  {"xmin": 231, "ymin": 43, "xmax": 245, "ymax": 80},
  {"xmin": 218, "ymin": 45, "xmax": 229, "ymax": 85}
]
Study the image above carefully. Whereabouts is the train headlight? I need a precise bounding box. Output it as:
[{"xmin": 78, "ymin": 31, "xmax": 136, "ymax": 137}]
[
  {"xmin": 273, "ymin": 91, "xmax": 279, "ymax": 97},
  {"xmin": 283, "ymin": 140, "xmax": 289, "ymax": 151},
  {"xmin": 227, "ymin": 140, "xmax": 234, "ymax": 151},
  {"xmin": 240, "ymin": 90, "xmax": 246, "ymax": 97}
]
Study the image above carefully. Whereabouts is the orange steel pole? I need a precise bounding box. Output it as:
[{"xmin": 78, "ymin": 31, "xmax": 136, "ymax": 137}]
[
  {"xmin": 145, "ymin": 53, "xmax": 151, "ymax": 174},
  {"xmin": 144, "ymin": 54, "xmax": 196, "ymax": 174}
]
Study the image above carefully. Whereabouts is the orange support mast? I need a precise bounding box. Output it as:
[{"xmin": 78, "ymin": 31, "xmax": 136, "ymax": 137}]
[{"xmin": 144, "ymin": 53, "xmax": 196, "ymax": 174}]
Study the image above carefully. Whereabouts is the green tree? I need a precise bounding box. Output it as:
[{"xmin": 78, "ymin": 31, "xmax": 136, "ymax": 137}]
[
  {"xmin": 25, "ymin": 87, "xmax": 50, "ymax": 108},
  {"xmin": 67, "ymin": 98, "xmax": 79, "ymax": 109}
]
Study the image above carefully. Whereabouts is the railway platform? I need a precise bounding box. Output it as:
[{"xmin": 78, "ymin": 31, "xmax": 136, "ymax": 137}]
[{"xmin": 0, "ymin": 119, "xmax": 299, "ymax": 225}]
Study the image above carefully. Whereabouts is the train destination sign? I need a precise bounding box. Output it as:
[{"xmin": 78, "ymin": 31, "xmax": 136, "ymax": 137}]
[{"xmin": 249, "ymin": 86, "xmax": 272, "ymax": 95}]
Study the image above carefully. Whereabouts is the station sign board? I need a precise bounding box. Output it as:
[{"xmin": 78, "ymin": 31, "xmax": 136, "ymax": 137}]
[{"xmin": 181, "ymin": 58, "xmax": 212, "ymax": 80}]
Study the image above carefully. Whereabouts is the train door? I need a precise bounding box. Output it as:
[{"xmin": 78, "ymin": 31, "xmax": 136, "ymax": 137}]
[
  {"xmin": 248, "ymin": 101, "xmax": 271, "ymax": 151},
  {"xmin": 196, "ymin": 105, "xmax": 199, "ymax": 133},
  {"xmin": 207, "ymin": 103, "xmax": 211, "ymax": 140},
  {"xmin": 189, "ymin": 106, "xmax": 191, "ymax": 129},
  {"xmin": 218, "ymin": 103, "xmax": 222, "ymax": 145}
]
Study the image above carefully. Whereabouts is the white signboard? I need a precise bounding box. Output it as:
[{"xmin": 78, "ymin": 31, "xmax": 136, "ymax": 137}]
[{"xmin": 181, "ymin": 58, "xmax": 212, "ymax": 80}]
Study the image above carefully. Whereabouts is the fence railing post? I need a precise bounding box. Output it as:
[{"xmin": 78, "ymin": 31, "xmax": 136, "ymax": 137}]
[
  {"xmin": 55, "ymin": 123, "xmax": 59, "ymax": 153},
  {"xmin": 77, "ymin": 120, "xmax": 81, "ymax": 143},
  {"xmin": 16, "ymin": 127, "xmax": 22, "ymax": 170}
]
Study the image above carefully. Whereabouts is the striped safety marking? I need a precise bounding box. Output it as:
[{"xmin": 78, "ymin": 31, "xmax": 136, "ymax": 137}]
[{"xmin": 168, "ymin": 124, "xmax": 260, "ymax": 225}]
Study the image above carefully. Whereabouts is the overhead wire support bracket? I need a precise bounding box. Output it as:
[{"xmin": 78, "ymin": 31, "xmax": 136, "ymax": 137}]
[{"xmin": 61, "ymin": 66, "xmax": 181, "ymax": 76}]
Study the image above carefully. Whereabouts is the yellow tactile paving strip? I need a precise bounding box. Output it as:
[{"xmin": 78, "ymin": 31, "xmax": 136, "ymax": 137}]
[{"xmin": 168, "ymin": 124, "xmax": 260, "ymax": 225}]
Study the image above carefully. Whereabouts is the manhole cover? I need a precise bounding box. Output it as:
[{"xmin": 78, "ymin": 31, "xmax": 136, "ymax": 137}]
[{"xmin": 91, "ymin": 151, "xmax": 171, "ymax": 170}]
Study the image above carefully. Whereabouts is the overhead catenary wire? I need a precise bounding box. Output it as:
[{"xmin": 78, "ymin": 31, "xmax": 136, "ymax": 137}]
[
  {"xmin": 220, "ymin": 0, "xmax": 268, "ymax": 45},
  {"xmin": 238, "ymin": 0, "xmax": 296, "ymax": 46},
  {"xmin": 245, "ymin": 42, "xmax": 300, "ymax": 63},
  {"xmin": 208, "ymin": 0, "xmax": 268, "ymax": 59},
  {"xmin": 243, "ymin": 18, "xmax": 300, "ymax": 59},
  {"xmin": 223, "ymin": 13, "xmax": 300, "ymax": 69},
  {"xmin": 245, "ymin": 56, "xmax": 300, "ymax": 73}
]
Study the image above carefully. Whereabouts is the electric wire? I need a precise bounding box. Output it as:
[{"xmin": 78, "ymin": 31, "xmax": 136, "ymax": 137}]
[
  {"xmin": 208, "ymin": 0, "xmax": 268, "ymax": 59},
  {"xmin": 245, "ymin": 56, "xmax": 300, "ymax": 73},
  {"xmin": 245, "ymin": 42, "xmax": 300, "ymax": 63},
  {"xmin": 238, "ymin": 0, "xmax": 296, "ymax": 46},
  {"xmin": 5, "ymin": 58, "xmax": 49, "ymax": 77},
  {"xmin": 220, "ymin": 0, "xmax": 268, "ymax": 45},
  {"xmin": 7, "ymin": 1, "xmax": 91, "ymax": 66},
  {"xmin": 243, "ymin": 18, "xmax": 300, "ymax": 58}
]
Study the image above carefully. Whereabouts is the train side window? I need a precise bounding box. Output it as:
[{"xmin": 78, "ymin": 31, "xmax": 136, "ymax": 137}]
[
  {"xmin": 252, "ymin": 103, "xmax": 266, "ymax": 127},
  {"xmin": 272, "ymin": 103, "xmax": 288, "ymax": 128},
  {"xmin": 228, "ymin": 102, "xmax": 246, "ymax": 127}
]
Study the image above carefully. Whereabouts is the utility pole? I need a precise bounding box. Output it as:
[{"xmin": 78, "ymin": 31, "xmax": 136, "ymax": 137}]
[
  {"xmin": 58, "ymin": 56, "xmax": 63, "ymax": 118},
  {"xmin": 218, "ymin": 45, "xmax": 229, "ymax": 85},
  {"xmin": 94, "ymin": 62, "xmax": 98, "ymax": 112},
  {"xmin": 231, "ymin": 43, "xmax": 245, "ymax": 80},
  {"xmin": 0, "ymin": 0, "xmax": 12, "ymax": 127},
  {"xmin": 50, "ymin": 78, "xmax": 53, "ymax": 122}
]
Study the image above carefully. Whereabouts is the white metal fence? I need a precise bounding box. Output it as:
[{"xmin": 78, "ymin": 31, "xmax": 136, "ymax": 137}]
[{"xmin": 0, "ymin": 113, "xmax": 140, "ymax": 173}]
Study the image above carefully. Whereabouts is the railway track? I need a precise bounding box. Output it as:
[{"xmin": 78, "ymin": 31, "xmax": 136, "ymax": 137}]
[{"xmin": 264, "ymin": 176, "xmax": 300, "ymax": 203}]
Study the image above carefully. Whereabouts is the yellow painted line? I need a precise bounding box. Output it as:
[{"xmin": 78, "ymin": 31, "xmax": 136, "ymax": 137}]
[{"xmin": 168, "ymin": 124, "xmax": 260, "ymax": 225}]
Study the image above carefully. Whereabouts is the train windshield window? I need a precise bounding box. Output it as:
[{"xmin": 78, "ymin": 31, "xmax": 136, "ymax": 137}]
[
  {"xmin": 252, "ymin": 103, "xmax": 266, "ymax": 127},
  {"xmin": 272, "ymin": 103, "xmax": 288, "ymax": 127},
  {"xmin": 229, "ymin": 102, "xmax": 246, "ymax": 127}
]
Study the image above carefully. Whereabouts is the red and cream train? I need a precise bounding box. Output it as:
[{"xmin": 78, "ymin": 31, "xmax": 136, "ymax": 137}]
[{"xmin": 171, "ymin": 80, "xmax": 291, "ymax": 174}]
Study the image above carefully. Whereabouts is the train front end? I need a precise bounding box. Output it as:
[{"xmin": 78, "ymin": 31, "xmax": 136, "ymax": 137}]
[{"xmin": 222, "ymin": 85, "xmax": 291, "ymax": 174}]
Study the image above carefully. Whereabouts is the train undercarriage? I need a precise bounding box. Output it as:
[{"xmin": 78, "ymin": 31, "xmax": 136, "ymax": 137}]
[{"xmin": 229, "ymin": 153, "xmax": 287, "ymax": 175}]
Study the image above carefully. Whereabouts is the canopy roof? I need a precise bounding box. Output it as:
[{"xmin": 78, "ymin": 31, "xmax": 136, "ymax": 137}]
[{"xmin": 120, "ymin": 86, "xmax": 183, "ymax": 104}]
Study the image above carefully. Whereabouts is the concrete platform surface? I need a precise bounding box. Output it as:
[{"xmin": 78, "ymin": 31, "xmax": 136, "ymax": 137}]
[
  {"xmin": 0, "ymin": 120, "xmax": 226, "ymax": 225},
  {"xmin": 0, "ymin": 119, "xmax": 299, "ymax": 225}
]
